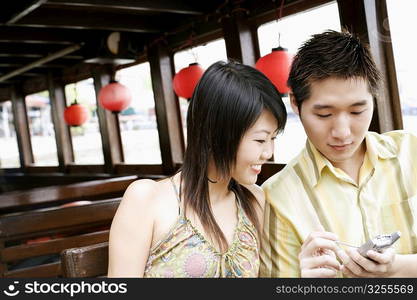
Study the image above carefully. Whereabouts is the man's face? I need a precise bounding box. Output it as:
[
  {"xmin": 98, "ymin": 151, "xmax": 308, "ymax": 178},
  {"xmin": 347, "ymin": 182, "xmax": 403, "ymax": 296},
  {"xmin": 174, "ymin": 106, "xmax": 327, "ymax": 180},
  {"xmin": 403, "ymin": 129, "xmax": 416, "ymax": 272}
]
[{"xmin": 291, "ymin": 77, "xmax": 374, "ymax": 166}]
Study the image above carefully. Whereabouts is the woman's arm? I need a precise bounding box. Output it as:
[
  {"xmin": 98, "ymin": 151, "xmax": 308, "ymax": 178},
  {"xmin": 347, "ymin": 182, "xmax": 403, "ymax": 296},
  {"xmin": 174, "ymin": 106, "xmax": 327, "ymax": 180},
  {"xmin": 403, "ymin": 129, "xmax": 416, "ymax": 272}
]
[{"xmin": 107, "ymin": 179, "xmax": 157, "ymax": 277}]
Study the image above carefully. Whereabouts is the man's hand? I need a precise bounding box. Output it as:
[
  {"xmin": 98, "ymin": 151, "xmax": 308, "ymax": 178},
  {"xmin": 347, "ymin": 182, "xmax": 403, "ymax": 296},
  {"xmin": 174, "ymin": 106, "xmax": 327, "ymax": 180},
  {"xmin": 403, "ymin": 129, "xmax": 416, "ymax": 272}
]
[
  {"xmin": 299, "ymin": 231, "xmax": 342, "ymax": 277},
  {"xmin": 337, "ymin": 248, "xmax": 396, "ymax": 277}
]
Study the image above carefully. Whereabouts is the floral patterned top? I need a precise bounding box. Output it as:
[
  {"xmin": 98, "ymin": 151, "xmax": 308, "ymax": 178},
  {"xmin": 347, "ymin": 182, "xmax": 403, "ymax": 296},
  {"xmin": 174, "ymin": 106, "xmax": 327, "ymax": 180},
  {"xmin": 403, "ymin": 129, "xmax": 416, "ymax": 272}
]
[{"xmin": 143, "ymin": 179, "xmax": 260, "ymax": 278}]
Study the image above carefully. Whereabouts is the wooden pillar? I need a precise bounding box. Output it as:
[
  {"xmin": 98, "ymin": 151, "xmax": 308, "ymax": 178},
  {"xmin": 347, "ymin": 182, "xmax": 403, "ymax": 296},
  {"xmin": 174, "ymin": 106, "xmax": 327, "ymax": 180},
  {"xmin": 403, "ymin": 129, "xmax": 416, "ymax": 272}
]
[
  {"xmin": 47, "ymin": 72, "xmax": 74, "ymax": 171},
  {"xmin": 221, "ymin": 10, "xmax": 258, "ymax": 65},
  {"xmin": 337, "ymin": 0, "xmax": 401, "ymax": 132},
  {"xmin": 92, "ymin": 65, "xmax": 123, "ymax": 173},
  {"xmin": 363, "ymin": 0, "xmax": 402, "ymax": 132},
  {"xmin": 11, "ymin": 85, "xmax": 33, "ymax": 169},
  {"xmin": 147, "ymin": 43, "xmax": 184, "ymax": 174},
  {"xmin": 0, "ymin": 241, "xmax": 7, "ymax": 277},
  {"xmin": 337, "ymin": 0, "xmax": 370, "ymax": 43}
]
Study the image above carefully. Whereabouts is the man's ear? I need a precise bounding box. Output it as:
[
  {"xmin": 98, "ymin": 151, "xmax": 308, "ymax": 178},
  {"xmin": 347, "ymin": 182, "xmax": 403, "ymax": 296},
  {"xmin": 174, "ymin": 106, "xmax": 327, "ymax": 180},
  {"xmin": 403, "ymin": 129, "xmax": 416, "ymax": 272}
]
[{"xmin": 289, "ymin": 93, "xmax": 300, "ymax": 116}]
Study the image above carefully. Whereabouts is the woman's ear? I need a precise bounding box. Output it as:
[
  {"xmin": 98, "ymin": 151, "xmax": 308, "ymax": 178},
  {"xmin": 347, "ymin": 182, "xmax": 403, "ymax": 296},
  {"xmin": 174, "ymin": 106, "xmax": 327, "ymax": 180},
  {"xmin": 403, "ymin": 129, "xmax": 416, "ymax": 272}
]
[{"xmin": 289, "ymin": 93, "xmax": 300, "ymax": 116}]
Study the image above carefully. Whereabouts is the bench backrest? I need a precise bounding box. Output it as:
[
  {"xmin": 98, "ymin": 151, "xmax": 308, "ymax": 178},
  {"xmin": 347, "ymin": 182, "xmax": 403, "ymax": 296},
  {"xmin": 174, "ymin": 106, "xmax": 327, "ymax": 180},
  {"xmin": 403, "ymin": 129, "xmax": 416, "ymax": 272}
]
[
  {"xmin": 61, "ymin": 242, "xmax": 109, "ymax": 278},
  {"xmin": 0, "ymin": 198, "xmax": 120, "ymax": 278},
  {"xmin": 0, "ymin": 175, "xmax": 137, "ymax": 214}
]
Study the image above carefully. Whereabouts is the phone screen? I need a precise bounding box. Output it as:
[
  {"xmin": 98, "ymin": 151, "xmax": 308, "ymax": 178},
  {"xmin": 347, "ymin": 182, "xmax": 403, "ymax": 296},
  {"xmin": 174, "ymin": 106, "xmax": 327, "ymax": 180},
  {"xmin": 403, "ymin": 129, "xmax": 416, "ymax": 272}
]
[{"xmin": 358, "ymin": 231, "xmax": 401, "ymax": 257}]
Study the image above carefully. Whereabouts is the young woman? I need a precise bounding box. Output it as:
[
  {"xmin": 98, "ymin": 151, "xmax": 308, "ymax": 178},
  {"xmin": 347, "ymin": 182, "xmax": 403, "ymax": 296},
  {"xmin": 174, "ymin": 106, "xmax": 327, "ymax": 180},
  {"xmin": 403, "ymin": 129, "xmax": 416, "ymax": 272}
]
[{"xmin": 108, "ymin": 61, "xmax": 287, "ymax": 277}]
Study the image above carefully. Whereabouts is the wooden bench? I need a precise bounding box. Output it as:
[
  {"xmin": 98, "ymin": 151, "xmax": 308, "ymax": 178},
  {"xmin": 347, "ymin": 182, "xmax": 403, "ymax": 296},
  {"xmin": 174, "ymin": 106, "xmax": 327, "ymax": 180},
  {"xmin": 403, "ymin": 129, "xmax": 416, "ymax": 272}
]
[
  {"xmin": 0, "ymin": 198, "xmax": 120, "ymax": 278},
  {"xmin": 0, "ymin": 173, "xmax": 130, "ymax": 193},
  {"xmin": 61, "ymin": 242, "xmax": 109, "ymax": 278},
  {"xmin": 0, "ymin": 175, "xmax": 138, "ymax": 214}
]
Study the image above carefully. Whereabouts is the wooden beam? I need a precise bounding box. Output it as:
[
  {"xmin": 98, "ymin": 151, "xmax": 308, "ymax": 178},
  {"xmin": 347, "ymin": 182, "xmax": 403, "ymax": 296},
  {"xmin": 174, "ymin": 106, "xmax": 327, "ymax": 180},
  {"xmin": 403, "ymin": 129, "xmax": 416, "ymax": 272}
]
[
  {"xmin": 0, "ymin": 57, "xmax": 80, "ymax": 66},
  {"xmin": 46, "ymin": 0, "xmax": 205, "ymax": 15},
  {"xmin": 250, "ymin": 0, "xmax": 334, "ymax": 27},
  {"xmin": 18, "ymin": 63, "xmax": 96, "ymax": 98},
  {"xmin": 337, "ymin": 0, "xmax": 401, "ymax": 132},
  {"xmin": 0, "ymin": 43, "xmax": 78, "ymax": 56},
  {"xmin": 147, "ymin": 43, "xmax": 184, "ymax": 174},
  {"xmin": 0, "ymin": 242, "xmax": 5, "ymax": 276},
  {"xmin": 363, "ymin": 0, "xmax": 402, "ymax": 131},
  {"xmin": 221, "ymin": 10, "xmax": 258, "ymax": 65},
  {"xmin": 47, "ymin": 72, "xmax": 74, "ymax": 170},
  {"xmin": 0, "ymin": 27, "xmax": 105, "ymax": 44},
  {"xmin": 92, "ymin": 66, "xmax": 123, "ymax": 173},
  {"xmin": 167, "ymin": 24, "xmax": 223, "ymax": 54},
  {"xmin": 0, "ymin": 63, "xmax": 67, "ymax": 69},
  {"xmin": 337, "ymin": 0, "xmax": 379, "ymax": 132},
  {"xmin": 337, "ymin": 0, "xmax": 370, "ymax": 42},
  {"xmin": 0, "ymin": 53, "xmax": 43, "ymax": 58},
  {"xmin": 0, "ymin": 71, "xmax": 44, "ymax": 77},
  {"xmin": 11, "ymin": 85, "xmax": 34, "ymax": 168},
  {"xmin": 61, "ymin": 63, "xmax": 100, "ymax": 85},
  {"xmin": 20, "ymin": 166, "xmax": 59, "ymax": 174},
  {"xmin": 0, "ymin": 44, "xmax": 82, "ymax": 83},
  {"xmin": 114, "ymin": 164, "xmax": 165, "ymax": 176},
  {"xmin": 66, "ymin": 164, "xmax": 105, "ymax": 174},
  {"xmin": 62, "ymin": 55, "xmax": 85, "ymax": 60},
  {"xmin": 5, "ymin": 0, "xmax": 47, "ymax": 24},
  {"xmin": 15, "ymin": 7, "xmax": 166, "ymax": 33},
  {"xmin": 22, "ymin": 76, "xmax": 48, "ymax": 96},
  {"xmin": 0, "ymin": 87, "xmax": 11, "ymax": 101}
]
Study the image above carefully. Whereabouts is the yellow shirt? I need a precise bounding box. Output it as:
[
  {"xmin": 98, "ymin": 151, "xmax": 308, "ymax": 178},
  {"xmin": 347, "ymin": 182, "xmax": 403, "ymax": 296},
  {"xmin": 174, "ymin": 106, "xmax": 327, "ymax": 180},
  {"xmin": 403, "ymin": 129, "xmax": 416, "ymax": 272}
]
[{"xmin": 260, "ymin": 131, "xmax": 417, "ymax": 277}]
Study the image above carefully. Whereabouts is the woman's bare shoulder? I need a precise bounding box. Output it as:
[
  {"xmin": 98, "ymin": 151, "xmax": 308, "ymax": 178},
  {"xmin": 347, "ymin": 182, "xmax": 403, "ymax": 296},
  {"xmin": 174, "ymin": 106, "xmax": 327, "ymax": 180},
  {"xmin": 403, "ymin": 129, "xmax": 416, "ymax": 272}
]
[
  {"xmin": 121, "ymin": 177, "xmax": 177, "ymax": 212},
  {"xmin": 120, "ymin": 179, "xmax": 165, "ymax": 210},
  {"xmin": 125, "ymin": 178, "xmax": 158, "ymax": 193},
  {"xmin": 112, "ymin": 179, "xmax": 170, "ymax": 237},
  {"xmin": 123, "ymin": 178, "xmax": 157, "ymax": 199}
]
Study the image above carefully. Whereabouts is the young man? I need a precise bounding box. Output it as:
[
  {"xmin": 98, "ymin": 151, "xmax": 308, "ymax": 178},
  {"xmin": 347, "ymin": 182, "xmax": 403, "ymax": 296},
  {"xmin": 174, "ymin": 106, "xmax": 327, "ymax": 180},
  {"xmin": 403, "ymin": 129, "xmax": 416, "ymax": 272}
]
[{"xmin": 260, "ymin": 30, "xmax": 417, "ymax": 278}]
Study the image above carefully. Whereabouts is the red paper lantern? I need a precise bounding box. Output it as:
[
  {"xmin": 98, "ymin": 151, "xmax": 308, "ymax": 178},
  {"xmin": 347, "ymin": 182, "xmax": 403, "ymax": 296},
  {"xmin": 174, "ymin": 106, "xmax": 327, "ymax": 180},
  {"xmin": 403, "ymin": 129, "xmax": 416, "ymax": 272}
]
[
  {"xmin": 173, "ymin": 63, "xmax": 204, "ymax": 99},
  {"xmin": 98, "ymin": 81, "xmax": 132, "ymax": 112},
  {"xmin": 64, "ymin": 102, "xmax": 89, "ymax": 126},
  {"xmin": 255, "ymin": 47, "xmax": 293, "ymax": 94}
]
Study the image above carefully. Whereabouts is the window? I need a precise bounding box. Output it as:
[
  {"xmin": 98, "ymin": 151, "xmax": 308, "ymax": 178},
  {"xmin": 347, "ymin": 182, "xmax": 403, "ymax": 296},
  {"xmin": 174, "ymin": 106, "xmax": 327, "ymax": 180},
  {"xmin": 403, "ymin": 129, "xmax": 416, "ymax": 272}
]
[
  {"xmin": 386, "ymin": 0, "xmax": 417, "ymax": 136},
  {"xmin": 65, "ymin": 79, "xmax": 104, "ymax": 165},
  {"xmin": 0, "ymin": 100, "xmax": 20, "ymax": 168},
  {"xmin": 173, "ymin": 39, "xmax": 228, "ymax": 144},
  {"xmin": 257, "ymin": 2, "xmax": 340, "ymax": 163},
  {"xmin": 115, "ymin": 62, "xmax": 162, "ymax": 164},
  {"xmin": 25, "ymin": 91, "xmax": 58, "ymax": 166}
]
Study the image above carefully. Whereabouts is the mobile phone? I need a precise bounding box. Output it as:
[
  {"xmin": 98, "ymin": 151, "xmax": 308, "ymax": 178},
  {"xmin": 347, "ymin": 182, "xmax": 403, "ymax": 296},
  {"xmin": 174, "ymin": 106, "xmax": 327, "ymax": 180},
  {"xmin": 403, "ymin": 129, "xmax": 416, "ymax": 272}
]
[{"xmin": 358, "ymin": 231, "xmax": 401, "ymax": 258}]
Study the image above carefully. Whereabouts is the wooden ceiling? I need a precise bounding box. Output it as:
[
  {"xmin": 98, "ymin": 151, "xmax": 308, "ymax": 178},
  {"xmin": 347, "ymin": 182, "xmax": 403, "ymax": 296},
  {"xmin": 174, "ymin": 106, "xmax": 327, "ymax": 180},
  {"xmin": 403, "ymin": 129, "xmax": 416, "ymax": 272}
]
[
  {"xmin": 0, "ymin": 0, "xmax": 305, "ymax": 96},
  {"xmin": 0, "ymin": 0, "xmax": 239, "ymax": 88}
]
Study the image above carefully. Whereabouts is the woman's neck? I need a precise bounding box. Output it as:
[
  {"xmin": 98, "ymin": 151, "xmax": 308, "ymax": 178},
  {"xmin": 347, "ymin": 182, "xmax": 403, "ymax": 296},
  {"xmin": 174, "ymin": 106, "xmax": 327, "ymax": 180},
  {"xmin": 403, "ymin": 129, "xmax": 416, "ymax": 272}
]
[{"xmin": 207, "ymin": 161, "xmax": 233, "ymax": 205}]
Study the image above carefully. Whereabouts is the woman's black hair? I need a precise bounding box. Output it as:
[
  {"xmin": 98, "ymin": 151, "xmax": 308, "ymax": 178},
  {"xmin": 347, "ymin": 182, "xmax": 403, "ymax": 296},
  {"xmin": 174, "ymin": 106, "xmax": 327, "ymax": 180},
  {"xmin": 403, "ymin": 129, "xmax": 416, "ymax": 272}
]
[{"xmin": 181, "ymin": 60, "xmax": 287, "ymax": 251}]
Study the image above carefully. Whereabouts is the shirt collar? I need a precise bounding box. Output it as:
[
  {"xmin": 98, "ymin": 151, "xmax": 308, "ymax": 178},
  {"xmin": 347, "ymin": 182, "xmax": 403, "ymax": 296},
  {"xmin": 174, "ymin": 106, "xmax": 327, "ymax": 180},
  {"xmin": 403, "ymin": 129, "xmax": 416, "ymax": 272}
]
[
  {"xmin": 303, "ymin": 132, "xmax": 398, "ymax": 187},
  {"xmin": 365, "ymin": 131, "xmax": 398, "ymax": 165}
]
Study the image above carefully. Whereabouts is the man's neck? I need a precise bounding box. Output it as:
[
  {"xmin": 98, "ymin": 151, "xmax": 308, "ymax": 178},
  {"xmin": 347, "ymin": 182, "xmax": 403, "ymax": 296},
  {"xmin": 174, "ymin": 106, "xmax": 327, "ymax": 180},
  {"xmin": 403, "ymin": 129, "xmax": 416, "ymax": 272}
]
[{"xmin": 332, "ymin": 142, "xmax": 366, "ymax": 184}]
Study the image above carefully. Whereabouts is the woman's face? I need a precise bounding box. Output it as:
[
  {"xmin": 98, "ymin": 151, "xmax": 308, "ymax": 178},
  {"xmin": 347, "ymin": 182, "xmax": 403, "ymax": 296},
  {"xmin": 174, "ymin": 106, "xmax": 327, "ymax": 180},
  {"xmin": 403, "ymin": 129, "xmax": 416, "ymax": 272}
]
[{"xmin": 231, "ymin": 110, "xmax": 279, "ymax": 185}]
